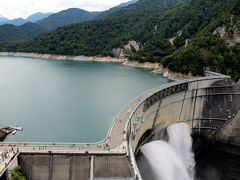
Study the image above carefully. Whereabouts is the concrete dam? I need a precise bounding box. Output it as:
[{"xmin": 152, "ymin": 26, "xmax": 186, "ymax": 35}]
[{"xmin": 0, "ymin": 71, "xmax": 240, "ymax": 180}]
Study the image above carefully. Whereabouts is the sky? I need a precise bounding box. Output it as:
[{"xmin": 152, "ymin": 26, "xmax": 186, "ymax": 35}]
[{"xmin": 0, "ymin": 0, "xmax": 131, "ymax": 19}]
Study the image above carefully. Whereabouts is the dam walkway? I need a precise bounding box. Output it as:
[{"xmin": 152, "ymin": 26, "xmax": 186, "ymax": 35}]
[
  {"xmin": 0, "ymin": 150, "xmax": 18, "ymax": 177},
  {"xmin": 0, "ymin": 82, "xmax": 171, "ymax": 155}
]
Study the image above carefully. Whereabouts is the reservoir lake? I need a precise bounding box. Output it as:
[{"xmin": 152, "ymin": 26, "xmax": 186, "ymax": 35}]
[{"xmin": 0, "ymin": 56, "xmax": 171, "ymax": 143}]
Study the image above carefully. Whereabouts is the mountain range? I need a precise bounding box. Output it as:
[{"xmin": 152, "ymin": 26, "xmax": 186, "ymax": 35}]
[
  {"xmin": 0, "ymin": 15, "xmax": 9, "ymax": 23},
  {"xmin": 0, "ymin": 8, "xmax": 100, "ymax": 41},
  {"xmin": 26, "ymin": 12, "xmax": 53, "ymax": 23},
  {"xmin": 36, "ymin": 8, "xmax": 100, "ymax": 31},
  {"xmin": 0, "ymin": 12, "xmax": 52, "ymax": 26},
  {"xmin": 0, "ymin": 0, "xmax": 138, "ymax": 41},
  {"xmin": 0, "ymin": 0, "xmax": 239, "ymax": 80},
  {"xmin": 0, "ymin": 23, "xmax": 45, "ymax": 41},
  {"xmin": 0, "ymin": 0, "xmax": 138, "ymax": 27}
]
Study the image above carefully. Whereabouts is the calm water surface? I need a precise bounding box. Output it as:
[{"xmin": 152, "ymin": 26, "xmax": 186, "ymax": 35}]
[{"xmin": 0, "ymin": 56, "xmax": 171, "ymax": 143}]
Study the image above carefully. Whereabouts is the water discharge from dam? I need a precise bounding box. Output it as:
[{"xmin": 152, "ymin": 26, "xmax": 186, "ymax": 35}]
[{"xmin": 140, "ymin": 123, "xmax": 195, "ymax": 180}]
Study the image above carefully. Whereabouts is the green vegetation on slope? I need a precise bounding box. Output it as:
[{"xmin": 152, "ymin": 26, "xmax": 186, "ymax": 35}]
[
  {"xmin": 0, "ymin": 0, "xmax": 239, "ymax": 80},
  {"xmin": 162, "ymin": 13, "xmax": 240, "ymax": 80},
  {"xmin": 0, "ymin": 0, "xmax": 187, "ymax": 54},
  {"xmin": 0, "ymin": 23, "xmax": 45, "ymax": 41},
  {"xmin": 0, "ymin": 8, "xmax": 100, "ymax": 41}
]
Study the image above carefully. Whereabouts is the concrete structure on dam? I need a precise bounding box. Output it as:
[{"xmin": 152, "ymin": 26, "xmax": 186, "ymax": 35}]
[{"xmin": 0, "ymin": 71, "xmax": 240, "ymax": 180}]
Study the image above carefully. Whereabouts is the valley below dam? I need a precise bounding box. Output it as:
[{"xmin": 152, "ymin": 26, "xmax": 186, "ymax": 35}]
[{"xmin": 0, "ymin": 56, "xmax": 171, "ymax": 143}]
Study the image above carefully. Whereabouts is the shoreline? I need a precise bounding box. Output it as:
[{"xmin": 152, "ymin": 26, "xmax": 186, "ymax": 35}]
[
  {"xmin": 0, "ymin": 52, "xmax": 197, "ymax": 80},
  {"xmin": 0, "ymin": 52, "xmax": 126, "ymax": 63}
]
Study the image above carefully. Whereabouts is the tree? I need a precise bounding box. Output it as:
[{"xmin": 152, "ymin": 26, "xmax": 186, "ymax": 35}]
[{"xmin": 9, "ymin": 166, "xmax": 26, "ymax": 180}]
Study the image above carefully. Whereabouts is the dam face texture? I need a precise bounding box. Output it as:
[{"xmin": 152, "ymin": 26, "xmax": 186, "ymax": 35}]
[
  {"xmin": 18, "ymin": 154, "xmax": 132, "ymax": 180},
  {"xmin": 0, "ymin": 71, "xmax": 240, "ymax": 180}
]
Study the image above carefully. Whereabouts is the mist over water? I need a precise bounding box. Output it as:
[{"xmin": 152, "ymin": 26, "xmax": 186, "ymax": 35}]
[
  {"xmin": 168, "ymin": 123, "xmax": 195, "ymax": 179},
  {"xmin": 140, "ymin": 123, "xmax": 195, "ymax": 180}
]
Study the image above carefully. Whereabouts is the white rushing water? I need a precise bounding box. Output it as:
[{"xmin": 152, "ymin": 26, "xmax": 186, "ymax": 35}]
[{"xmin": 140, "ymin": 123, "xmax": 195, "ymax": 180}]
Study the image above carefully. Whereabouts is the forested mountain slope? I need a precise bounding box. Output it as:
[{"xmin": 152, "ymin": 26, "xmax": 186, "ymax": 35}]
[
  {"xmin": 0, "ymin": 23, "xmax": 45, "ymax": 41},
  {"xmin": 0, "ymin": 0, "xmax": 239, "ymax": 80},
  {"xmin": 0, "ymin": 8, "xmax": 100, "ymax": 41},
  {"xmin": 0, "ymin": 0, "xmax": 187, "ymax": 54},
  {"xmin": 158, "ymin": 0, "xmax": 240, "ymax": 80}
]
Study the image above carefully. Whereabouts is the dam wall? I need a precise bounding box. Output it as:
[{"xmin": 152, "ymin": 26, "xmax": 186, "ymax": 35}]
[
  {"xmin": 18, "ymin": 153, "xmax": 133, "ymax": 180},
  {"xmin": 127, "ymin": 74, "xmax": 240, "ymax": 179}
]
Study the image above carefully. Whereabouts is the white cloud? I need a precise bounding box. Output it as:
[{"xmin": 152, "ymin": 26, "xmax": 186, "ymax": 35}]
[{"xmin": 0, "ymin": 0, "xmax": 130, "ymax": 19}]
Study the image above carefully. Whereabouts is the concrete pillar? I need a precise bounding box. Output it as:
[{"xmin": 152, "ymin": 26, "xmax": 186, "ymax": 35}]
[
  {"xmin": 48, "ymin": 155, "xmax": 53, "ymax": 180},
  {"xmin": 89, "ymin": 156, "xmax": 94, "ymax": 180},
  {"xmin": 69, "ymin": 156, "xmax": 73, "ymax": 180}
]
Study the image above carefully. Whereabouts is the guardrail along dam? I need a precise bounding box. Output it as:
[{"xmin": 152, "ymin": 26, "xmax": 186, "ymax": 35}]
[{"xmin": 0, "ymin": 71, "xmax": 240, "ymax": 180}]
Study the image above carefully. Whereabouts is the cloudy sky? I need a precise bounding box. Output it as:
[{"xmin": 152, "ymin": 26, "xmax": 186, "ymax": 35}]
[{"xmin": 0, "ymin": 0, "xmax": 130, "ymax": 19}]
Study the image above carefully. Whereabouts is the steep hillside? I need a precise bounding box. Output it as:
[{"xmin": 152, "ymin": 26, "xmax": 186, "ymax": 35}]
[
  {"xmin": 137, "ymin": 0, "xmax": 240, "ymax": 80},
  {"xmin": 162, "ymin": 13, "xmax": 240, "ymax": 80},
  {"xmin": 0, "ymin": 23, "xmax": 46, "ymax": 41},
  {"xmin": 36, "ymin": 8, "xmax": 100, "ymax": 31}
]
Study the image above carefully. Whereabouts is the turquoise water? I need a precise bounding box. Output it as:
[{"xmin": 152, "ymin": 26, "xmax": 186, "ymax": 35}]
[{"xmin": 0, "ymin": 56, "xmax": 171, "ymax": 143}]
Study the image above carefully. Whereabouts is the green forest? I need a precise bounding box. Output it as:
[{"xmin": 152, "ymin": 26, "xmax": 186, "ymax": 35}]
[{"xmin": 0, "ymin": 0, "xmax": 239, "ymax": 80}]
